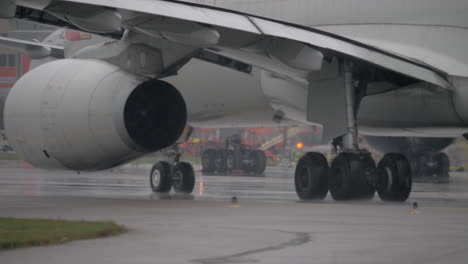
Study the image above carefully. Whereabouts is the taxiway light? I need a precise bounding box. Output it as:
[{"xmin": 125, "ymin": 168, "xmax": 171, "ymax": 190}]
[{"xmin": 230, "ymin": 196, "xmax": 240, "ymax": 208}]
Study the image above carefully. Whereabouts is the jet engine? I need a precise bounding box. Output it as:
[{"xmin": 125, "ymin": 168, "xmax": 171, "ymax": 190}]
[{"xmin": 4, "ymin": 59, "xmax": 187, "ymax": 171}]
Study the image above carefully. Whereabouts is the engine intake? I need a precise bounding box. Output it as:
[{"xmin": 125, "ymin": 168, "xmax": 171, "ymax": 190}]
[
  {"xmin": 4, "ymin": 59, "xmax": 186, "ymax": 171},
  {"xmin": 124, "ymin": 79, "xmax": 186, "ymax": 150}
]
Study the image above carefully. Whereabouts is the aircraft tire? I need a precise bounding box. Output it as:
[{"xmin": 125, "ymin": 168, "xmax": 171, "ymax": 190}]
[
  {"xmin": 434, "ymin": 152, "xmax": 450, "ymax": 178},
  {"xmin": 173, "ymin": 162, "xmax": 195, "ymax": 194},
  {"xmin": 408, "ymin": 155, "xmax": 423, "ymax": 177},
  {"xmin": 376, "ymin": 153, "xmax": 412, "ymax": 202},
  {"xmin": 295, "ymin": 152, "xmax": 329, "ymax": 200},
  {"xmin": 150, "ymin": 161, "xmax": 173, "ymax": 193},
  {"xmin": 329, "ymin": 152, "xmax": 375, "ymax": 201}
]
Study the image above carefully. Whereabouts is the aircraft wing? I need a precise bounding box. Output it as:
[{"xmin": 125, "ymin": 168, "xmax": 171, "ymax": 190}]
[
  {"xmin": 33, "ymin": 0, "xmax": 449, "ymax": 90},
  {"xmin": 0, "ymin": 35, "xmax": 64, "ymax": 58}
]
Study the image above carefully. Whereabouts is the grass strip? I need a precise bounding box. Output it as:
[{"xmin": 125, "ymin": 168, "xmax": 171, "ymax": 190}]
[{"xmin": 0, "ymin": 217, "xmax": 126, "ymax": 250}]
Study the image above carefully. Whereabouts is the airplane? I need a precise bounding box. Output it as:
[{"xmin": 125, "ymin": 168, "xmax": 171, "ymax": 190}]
[
  {"xmin": 0, "ymin": 27, "xmax": 455, "ymax": 180},
  {"xmin": 1, "ymin": 0, "xmax": 468, "ymax": 202}
]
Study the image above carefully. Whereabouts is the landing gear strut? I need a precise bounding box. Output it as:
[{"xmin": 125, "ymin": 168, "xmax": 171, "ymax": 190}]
[
  {"xmin": 149, "ymin": 144, "xmax": 195, "ymax": 194},
  {"xmin": 295, "ymin": 60, "xmax": 413, "ymax": 201}
]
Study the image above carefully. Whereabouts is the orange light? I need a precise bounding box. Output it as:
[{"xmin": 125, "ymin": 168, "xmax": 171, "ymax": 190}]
[
  {"xmin": 199, "ymin": 179, "xmax": 204, "ymax": 196},
  {"xmin": 296, "ymin": 142, "xmax": 304, "ymax": 149}
]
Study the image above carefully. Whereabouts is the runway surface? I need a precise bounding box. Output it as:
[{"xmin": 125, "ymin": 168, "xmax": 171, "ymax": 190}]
[{"xmin": 1, "ymin": 166, "xmax": 468, "ymax": 264}]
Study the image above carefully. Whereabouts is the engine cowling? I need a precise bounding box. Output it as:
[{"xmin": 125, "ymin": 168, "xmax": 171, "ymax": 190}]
[{"xmin": 4, "ymin": 59, "xmax": 186, "ymax": 171}]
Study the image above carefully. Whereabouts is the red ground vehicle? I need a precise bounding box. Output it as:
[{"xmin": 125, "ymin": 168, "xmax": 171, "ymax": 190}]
[
  {"xmin": 183, "ymin": 126, "xmax": 322, "ymax": 174},
  {"xmin": 201, "ymin": 134, "xmax": 267, "ymax": 175}
]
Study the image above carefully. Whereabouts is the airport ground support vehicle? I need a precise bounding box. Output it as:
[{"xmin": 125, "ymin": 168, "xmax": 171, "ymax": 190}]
[{"xmin": 201, "ymin": 134, "xmax": 267, "ymax": 175}]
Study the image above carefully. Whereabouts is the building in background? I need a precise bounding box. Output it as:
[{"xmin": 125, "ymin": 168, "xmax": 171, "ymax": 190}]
[{"xmin": 0, "ymin": 19, "xmax": 57, "ymax": 130}]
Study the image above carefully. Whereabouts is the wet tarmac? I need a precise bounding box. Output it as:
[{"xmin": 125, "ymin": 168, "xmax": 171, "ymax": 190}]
[{"xmin": 1, "ymin": 166, "xmax": 468, "ymax": 263}]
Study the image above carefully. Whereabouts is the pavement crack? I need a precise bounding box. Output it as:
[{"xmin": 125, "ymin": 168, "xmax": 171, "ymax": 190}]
[{"xmin": 192, "ymin": 231, "xmax": 311, "ymax": 264}]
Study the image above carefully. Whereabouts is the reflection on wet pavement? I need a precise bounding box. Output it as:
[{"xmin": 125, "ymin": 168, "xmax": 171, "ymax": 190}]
[
  {"xmin": 1, "ymin": 167, "xmax": 468, "ymax": 206},
  {"xmin": 2, "ymin": 167, "xmax": 468, "ymax": 264}
]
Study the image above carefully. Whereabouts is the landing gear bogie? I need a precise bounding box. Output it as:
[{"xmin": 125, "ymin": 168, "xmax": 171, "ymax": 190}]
[
  {"xmin": 150, "ymin": 161, "xmax": 196, "ymax": 194},
  {"xmin": 294, "ymin": 60, "xmax": 413, "ymax": 202}
]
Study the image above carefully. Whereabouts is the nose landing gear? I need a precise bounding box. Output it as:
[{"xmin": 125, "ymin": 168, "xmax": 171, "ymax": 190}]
[
  {"xmin": 150, "ymin": 161, "xmax": 173, "ymax": 193},
  {"xmin": 149, "ymin": 144, "xmax": 196, "ymax": 194}
]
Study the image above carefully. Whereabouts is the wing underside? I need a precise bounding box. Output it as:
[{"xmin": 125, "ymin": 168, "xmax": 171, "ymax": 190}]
[
  {"xmin": 12, "ymin": 0, "xmax": 451, "ymax": 89},
  {"xmin": 69, "ymin": 0, "xmax": 450, "ymax": 88}
]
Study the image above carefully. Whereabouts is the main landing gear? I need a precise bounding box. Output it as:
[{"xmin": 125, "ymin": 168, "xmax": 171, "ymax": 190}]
[
  {"xmin": 150, "ymin": 145, "xmax": 195, "ymax": 194},
  {"xmin": 295, "ymin": 61, "xmax": 412, "ymax": 202}
]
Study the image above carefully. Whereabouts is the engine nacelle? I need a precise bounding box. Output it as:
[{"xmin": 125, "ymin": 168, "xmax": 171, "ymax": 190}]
[{"xmin": 4, "ymin": 59, "xmax": 186, "ymax": 171}]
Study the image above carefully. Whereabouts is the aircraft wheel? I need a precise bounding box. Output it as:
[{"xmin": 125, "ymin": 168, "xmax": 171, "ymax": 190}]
[
  {"xmin": 408, "ymin": 155, "xmax": 423, "ymax": 177},
  {"xmin": 329, "ymin": 152, "xmax": 375, "ymax": 201},
  {"xmin": 150, "ymin": 161, "xmax": 172, "ymax": 193},
  {"xmin": 249, "ymin": 150, "xmax": 267, "ymax": 175},
  {"xmin": 376, "ymin": 153, "xmax": 412, "ymax": 202},
  {"xmin": 434, "ymin": 152, "xmax": 450, "ymax": 178},
  {"xmin": 354, "ymin": 154, "xmax": 376, "ymax": 200},
  {"xmin": 201, "ymin": 149, "xmax": 216, "ymax": 173},
  {"xmin": 295, "ymin": 152, "xmax": 329, "ymax": 200},
  {"xmin": 173, "ymin": 162, "xmax": 195, "ymax": 194},
  {"xmin": 416, "ymin": 152, "xmax": 450, "ymax": 179}
]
